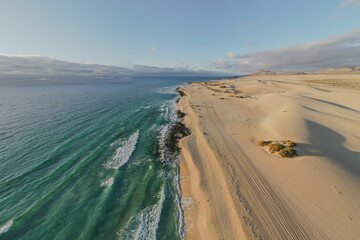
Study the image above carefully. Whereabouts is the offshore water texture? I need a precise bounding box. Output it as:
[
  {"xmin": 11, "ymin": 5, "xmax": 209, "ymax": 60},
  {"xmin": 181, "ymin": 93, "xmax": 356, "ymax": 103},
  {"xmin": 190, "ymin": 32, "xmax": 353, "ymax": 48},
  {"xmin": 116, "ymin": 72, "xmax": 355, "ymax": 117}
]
[{"xmin": 0, "ymin": 77, "xmax": 221, "ymax": 240}]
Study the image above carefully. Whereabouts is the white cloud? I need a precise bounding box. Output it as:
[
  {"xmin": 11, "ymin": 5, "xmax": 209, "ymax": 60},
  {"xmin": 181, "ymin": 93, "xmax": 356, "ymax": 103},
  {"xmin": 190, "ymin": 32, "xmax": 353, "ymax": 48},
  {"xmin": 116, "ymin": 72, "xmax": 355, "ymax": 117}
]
[
  {"xmin": 149, "ymin": 47, "xmax": 157, "ymax": 52},
  {"xmin": 210, "ymin": 29, "xmax": 360, "ymax": 73},
  {"xmin": 340, "ymin": 0, "xmax": 360, "ymax": 7},
  {"xmin": 225, "ymin": 52, "xmax": 236, "ymax": 59},
  {"xmin": 0, "ymin": 55, "xmax": 226, "ymax": 84}
]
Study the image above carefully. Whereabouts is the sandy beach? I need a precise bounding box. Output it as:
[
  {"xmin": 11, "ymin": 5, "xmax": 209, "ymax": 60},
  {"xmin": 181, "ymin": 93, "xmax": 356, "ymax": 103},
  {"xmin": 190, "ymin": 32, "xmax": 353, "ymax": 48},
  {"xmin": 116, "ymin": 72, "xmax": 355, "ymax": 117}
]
[{"xmin": 178, "ymin": 73, "xmax": 360, "ymax": 239}]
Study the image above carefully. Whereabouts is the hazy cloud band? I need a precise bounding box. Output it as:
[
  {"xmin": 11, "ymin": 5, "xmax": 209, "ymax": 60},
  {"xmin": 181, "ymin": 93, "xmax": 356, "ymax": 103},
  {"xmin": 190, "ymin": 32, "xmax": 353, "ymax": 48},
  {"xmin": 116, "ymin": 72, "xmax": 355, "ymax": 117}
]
[{"xmin": 211, "ymin": 29, "xmax": 360, "ymax": 73}]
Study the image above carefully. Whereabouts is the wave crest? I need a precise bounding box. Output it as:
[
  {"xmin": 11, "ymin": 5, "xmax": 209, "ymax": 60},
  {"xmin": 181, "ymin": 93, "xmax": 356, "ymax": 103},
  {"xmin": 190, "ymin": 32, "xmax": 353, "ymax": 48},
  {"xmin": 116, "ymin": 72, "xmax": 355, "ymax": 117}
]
[
  {"xmin": 117, "ymin": 187, "xmax": 165, "ymax": 240},
  {"xmin": 101, "ymin": 177, "xmax": 114, "ymax": 187},
  {"xmin": 106, "ymin": 130, "xmax": 139, "ymax": 169},
  {"xmin": 0, "ymin": 220, "xmax": 13, "ymax": 235}
]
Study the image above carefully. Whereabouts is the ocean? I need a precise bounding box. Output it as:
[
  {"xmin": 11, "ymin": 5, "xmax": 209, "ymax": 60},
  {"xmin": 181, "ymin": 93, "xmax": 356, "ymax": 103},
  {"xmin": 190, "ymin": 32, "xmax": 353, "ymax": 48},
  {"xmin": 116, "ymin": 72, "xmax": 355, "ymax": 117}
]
[{"xmin": 0, "ymin": 77, "xmax": 221, "ymax": 240}]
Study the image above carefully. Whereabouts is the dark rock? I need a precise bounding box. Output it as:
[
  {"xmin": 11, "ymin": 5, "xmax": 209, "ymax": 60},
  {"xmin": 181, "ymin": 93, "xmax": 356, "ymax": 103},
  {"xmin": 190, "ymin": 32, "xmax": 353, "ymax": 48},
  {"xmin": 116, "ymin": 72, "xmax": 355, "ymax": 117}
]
[
  {"xmin": 161, "ymin": 122, "xmax": 191, "ymax": 164},
  {"xmin": 176, "ymin": 88, "xmax": 186, "ymax": 97},
  {"xmin": 176, "ymin": 110, "xmax": 185, "ymax": 118}
]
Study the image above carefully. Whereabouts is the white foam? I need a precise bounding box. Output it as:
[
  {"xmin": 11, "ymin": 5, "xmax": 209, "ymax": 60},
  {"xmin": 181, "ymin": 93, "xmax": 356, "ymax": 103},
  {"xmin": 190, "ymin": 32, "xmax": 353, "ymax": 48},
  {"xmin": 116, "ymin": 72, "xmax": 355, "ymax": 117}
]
[
  {"xmin": 126, "ymin": 157, "xmax": 152, "ymax": 168},
  {"xmin": 0, "ymin": 220, "xmax": 13, "ymax": 235},
  {"xmin": 135, "ymin": 105, "xmax": 151, "ymax": 113},
  {"xmin": 156, "ymin": 86, "xmax": 179, "ymax": 95},
  {"xmin": 181, "ymin": 197, "xmax": 194, "ymax": 210},
  {"xmin": 169, "ymin": 100, "xmax": 178, "ymax": 122},
  {"xmin": 174, "ymin": 164, "xmax": 186, "ymax": 239},
  {"xmin": 117, "ymin": 216, "xmax": 138, "ymax": 239},
  {"xmin": 117, "ymin": 187, "xmax": 165, "ymax": 240},
  {"xmin": 159, "ymin": 99, "xmax": 178, "ymax": 122},
  {"xmin": 107, "ymin": 130, "xmax": 139, "ymax": 169},
  {"xmin": 158, "ymin": 123, "xmax": 171, "ymax": 163},
  {"xmin": 135, "ymin": 187, "xmax": 165, "ymax": 240},
  {"xmin": 101, "ymin": 177, "xmax": 114, "ymax": 187},
  {"xmin": 158, "ymin": 99, "xmax": 180, "ymax": 163}
]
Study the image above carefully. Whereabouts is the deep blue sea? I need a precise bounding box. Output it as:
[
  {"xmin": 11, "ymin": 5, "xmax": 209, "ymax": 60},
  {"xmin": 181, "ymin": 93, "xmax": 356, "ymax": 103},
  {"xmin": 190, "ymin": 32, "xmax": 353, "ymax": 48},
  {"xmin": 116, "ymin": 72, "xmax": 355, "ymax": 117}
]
[{"xmin": 0, "ymin": 77, "xmax": 222, "ymax": 240}]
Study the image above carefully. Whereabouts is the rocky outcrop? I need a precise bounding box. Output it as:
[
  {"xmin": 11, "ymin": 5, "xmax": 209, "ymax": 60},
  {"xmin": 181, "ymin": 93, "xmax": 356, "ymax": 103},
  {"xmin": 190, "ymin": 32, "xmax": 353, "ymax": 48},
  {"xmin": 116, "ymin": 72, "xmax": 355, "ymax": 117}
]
[
  {"xmin": 315, "ymin": 66, "xmax": 360, "ymax": 73},
  {"xmin": 161, "ymin": 122, "xmax": 191, "ymax": 164}
]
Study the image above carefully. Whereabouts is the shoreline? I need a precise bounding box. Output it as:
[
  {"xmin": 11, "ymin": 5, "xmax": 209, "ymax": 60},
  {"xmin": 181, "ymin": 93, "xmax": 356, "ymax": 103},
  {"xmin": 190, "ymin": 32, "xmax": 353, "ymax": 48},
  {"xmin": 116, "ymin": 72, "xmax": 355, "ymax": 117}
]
[{"xmin": 177, "ymin": 73, "xmax": 360, "ymax": 239}]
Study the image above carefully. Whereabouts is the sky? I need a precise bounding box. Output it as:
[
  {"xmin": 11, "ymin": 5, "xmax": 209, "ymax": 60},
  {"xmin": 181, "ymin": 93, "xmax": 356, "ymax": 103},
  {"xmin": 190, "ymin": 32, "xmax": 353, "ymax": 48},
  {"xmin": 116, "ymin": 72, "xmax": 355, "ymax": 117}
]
[{"xmin": 0, "ymin": 0, "xmax": 360, "ymax": 75}]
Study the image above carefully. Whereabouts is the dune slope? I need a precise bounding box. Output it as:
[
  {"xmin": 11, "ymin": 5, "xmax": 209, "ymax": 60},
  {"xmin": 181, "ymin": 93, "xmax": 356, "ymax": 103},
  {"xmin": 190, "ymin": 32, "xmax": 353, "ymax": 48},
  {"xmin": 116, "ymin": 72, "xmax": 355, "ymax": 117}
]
[{"xmin": 178, "ymin": 73, "xmax": 360, "ymax": 239}]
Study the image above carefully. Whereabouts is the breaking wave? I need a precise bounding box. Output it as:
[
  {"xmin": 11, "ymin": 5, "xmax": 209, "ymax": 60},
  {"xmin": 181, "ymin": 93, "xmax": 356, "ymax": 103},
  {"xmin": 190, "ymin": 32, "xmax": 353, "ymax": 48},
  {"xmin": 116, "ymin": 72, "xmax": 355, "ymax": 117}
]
[
  {"xmin": 0, "ymin": 220, "xmax": 13, "ymax": 235},
  {"xmin": 106, "ymin": 130, "xmax": 139, "ymax": 169},
  {"xmin": 101, "ymin": 177, "xmax": 114, "ymax": 187},
  {"xmin": 117, "ymin": 187, "xmax": 165, "ymax": 240}
]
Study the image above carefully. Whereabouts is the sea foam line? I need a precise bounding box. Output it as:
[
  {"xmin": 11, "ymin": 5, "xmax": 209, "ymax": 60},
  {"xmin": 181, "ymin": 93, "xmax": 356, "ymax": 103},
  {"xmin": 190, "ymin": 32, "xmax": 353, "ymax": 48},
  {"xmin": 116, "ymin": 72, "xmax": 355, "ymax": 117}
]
[
  {"xmin": 117, "ymin": 187, "xmax": 165, "ymax": 240},
  {"xmin": 134, "ymin": 187, "xmax": 165, "ymax": 240},
  {"xmin": 106, "ymin": 130, "xmax": 139, "ymax": 169},
  {"xmin": 0, "ymin": 220, "xmax": 13, "ymax": 235},
  {"xmin": 156, "ymin": 85, "xmax": 182, "ymax": 95},
  {"xmin": 100, "ymin": 177, "xmax": 114, "ymax": 187},
  {"xmin": 158, "ymin": 96, "xmax": 181, "ymax": 164},
  {"xmin": 158, "ymin": 88, "xmax": 186, "ymax": 238},
  {"xmin": 175, "ymin": 162, "xmax": 186, "ymax": 239}
]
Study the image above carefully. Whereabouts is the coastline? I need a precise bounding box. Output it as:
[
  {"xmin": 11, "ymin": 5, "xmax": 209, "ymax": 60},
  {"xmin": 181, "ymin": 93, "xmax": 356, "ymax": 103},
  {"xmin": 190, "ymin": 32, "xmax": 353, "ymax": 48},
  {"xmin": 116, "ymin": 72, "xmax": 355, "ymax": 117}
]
[{"xmin": 177, "ymin": 74, "xmax": 360, "ymax": 239}]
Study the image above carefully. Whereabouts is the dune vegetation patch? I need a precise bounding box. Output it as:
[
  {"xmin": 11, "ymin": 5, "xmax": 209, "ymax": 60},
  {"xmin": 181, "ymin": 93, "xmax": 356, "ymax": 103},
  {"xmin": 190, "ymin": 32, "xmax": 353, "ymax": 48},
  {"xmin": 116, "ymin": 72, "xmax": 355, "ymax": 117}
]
[
  {"xmin": 257, "ymin": 140, "xmax": 272, "ymax": 146},
  {"xmin": 268, "ymin": 142, "xmax": 284, "ymax": 153},
  {"xmin": 257, "ymin": 140, "xmax": 297, "ymax": 158},
  {"xmin": 280, "ymin": 140, "xmax": 296, "ymax": 147},
  {"xmin": 278, "ymin": 147, "xmax": 297, "ymax": 158}
]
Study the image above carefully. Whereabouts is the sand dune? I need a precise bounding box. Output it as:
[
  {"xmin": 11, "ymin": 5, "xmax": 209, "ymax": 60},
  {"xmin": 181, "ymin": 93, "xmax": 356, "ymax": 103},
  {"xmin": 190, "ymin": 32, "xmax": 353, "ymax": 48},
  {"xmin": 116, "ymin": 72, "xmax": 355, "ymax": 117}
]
[{"xmin": 178, "ymin": 73, "xmax": 360, "ymax": 239}]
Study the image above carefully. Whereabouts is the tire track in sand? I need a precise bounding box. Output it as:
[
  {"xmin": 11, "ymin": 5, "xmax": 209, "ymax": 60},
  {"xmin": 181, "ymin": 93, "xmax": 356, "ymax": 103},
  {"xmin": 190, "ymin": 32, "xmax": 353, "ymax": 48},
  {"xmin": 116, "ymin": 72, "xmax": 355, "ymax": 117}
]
[{"xmin": 202, "ymin": 102, "xmax": 321, "ymax": 240}]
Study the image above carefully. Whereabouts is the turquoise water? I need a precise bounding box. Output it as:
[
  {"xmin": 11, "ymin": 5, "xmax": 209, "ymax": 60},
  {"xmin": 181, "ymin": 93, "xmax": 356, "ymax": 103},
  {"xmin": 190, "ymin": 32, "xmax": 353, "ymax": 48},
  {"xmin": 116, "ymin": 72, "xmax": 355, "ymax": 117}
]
[{"xmin": 0, "ymin": 77, "xmax": 219, "ymax": 240}]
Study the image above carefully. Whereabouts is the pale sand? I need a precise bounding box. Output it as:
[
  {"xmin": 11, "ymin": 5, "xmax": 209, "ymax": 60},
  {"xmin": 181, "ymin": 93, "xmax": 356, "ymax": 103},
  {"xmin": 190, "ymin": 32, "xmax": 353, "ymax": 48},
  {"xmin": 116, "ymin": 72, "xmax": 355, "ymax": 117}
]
[{"xmin": 178, "ymin": 73, "xmax": 360, "ymax": 239}]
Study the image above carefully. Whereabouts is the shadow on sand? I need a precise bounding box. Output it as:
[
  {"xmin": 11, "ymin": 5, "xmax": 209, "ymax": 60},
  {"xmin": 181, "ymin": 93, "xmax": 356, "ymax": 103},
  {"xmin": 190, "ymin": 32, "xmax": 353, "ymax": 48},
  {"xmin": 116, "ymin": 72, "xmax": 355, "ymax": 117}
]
[{"xmin": 296, "ymin": 120, "xmax": 360, "ymax": 177}]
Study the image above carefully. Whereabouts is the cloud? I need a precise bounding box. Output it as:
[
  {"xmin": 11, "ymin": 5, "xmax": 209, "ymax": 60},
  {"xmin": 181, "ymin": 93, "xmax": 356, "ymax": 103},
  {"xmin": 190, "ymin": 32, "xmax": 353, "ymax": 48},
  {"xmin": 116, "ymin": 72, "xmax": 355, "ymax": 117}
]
[
  {"xmin": 0, "ymin": 56, "xmax": 132, "ymax": 76},
  {"xmin": 340, "ymin": 0, "xmax": 360, "ymax": 7},
  {"xmin": 225, "ymin": 52, "xmax": 236, "ymax": 59},
  {"xmin": 149, "ymin": 47, "xmax": 157, "ymax": 52},
  {"xmin": 0, "ymin": 55, "xmax": 227, "ymax": 85},
  {"xmin": 209, "ymin": 29, "xmax": 360, "ymax": 73},
  {"xmin": 330, "ymin": 14, "xmax": 341, "ymax": 20}
]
